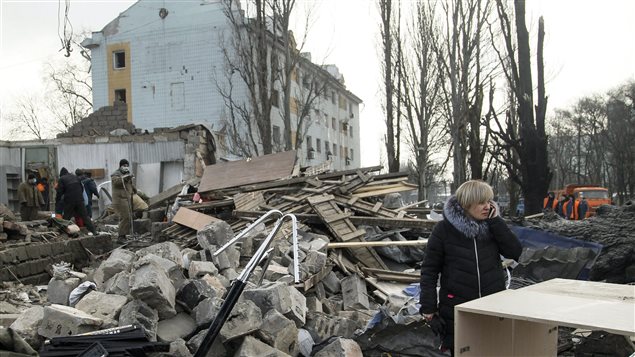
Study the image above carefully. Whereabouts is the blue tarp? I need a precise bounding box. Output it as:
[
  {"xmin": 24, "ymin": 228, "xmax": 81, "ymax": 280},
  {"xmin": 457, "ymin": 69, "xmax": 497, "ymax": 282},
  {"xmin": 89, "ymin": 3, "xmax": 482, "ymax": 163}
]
[{"xmin": 511, "ymin": 226, "xmax": 603, "ymax": 280}]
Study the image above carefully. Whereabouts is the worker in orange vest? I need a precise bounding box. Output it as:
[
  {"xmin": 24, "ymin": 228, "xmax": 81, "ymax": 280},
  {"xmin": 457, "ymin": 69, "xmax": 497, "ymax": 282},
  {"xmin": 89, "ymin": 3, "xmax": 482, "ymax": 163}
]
[{"xmin": 543, "ymin": 192, "xmax": 556, "ymax": 211}]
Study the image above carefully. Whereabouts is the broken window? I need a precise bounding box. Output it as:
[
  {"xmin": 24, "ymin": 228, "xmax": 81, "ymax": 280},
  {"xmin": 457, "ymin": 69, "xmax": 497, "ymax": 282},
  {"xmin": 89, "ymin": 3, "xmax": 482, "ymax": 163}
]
[
  {"xmin": 113, "ymin": 51, "xmax": 126, "ymax": 69},
  {"xmin": 114, "ymin": 89, "xmax": 126, "ymax": 103},
  {"xmin": 316, "ymin": 138, "xmax": 322, "ymax": 153},
  {"xmin": 272, "ymin": 89, "xmax": 280, "ymax": 108},
  {"xmin": 333, "ymin": 143, "xmax": 337, "ymax": 157}
]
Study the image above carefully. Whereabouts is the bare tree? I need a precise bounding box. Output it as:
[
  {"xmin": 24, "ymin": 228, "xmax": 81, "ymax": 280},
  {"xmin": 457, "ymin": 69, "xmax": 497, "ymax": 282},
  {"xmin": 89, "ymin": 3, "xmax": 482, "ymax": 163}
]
[
  {"xmin": 491, "ymin": 0, "xmax": 551, "ymax": 215},
  {"xmin": 606, "ymin": 80, "xmax": 635, "ymax": 204}
]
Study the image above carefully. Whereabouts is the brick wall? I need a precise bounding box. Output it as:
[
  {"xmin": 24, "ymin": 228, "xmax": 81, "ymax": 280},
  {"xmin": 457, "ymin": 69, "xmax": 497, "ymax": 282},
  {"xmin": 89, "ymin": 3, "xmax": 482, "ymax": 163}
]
[{"xmin": 57, "ymin": 102, "xmax": 135, "ymax": 138}]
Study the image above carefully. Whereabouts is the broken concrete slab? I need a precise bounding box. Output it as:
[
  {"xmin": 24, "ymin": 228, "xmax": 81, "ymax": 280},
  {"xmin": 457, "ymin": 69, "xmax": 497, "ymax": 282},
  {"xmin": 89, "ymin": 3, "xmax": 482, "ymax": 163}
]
[
  {"xmin": 100, "ymin": 248, "xmax": 135, "ymax": 282},
  {"xmin": 192, "ymin": 297, "xmax": 223, "ymax": 327},
  {"xmin": 219, "ymin": 299, "xmax": 262, "ymax": 343},
  {"xmin": 200, "ymin": 274, "xmax": 228, "ymax": 295},
  {"xmin": 256, "ymin": 309, "xmax": 299, "ymax": 356},
  {"xmin": 341, "ymin": 274, "xmax": 370, "ymax": 310},
  {"xmin": 156, "ymin": 312, "xmax": 197, "ymax": 342},
  {"xmin": 136, "ymin": 241, "xmax": 183, "ymax": 267},
  {"xmin": 75, "ymin": 290, "xmax": 128, "ymax": 324},
  {"xmin": 129, "ymin": 261, "xmax": 176, "ymax": 319},
  {"xmin": 303, "ymin": 312, "xmax": 359, "ymax": 344},
  {"xmin": 119, "ymin": 299, "xmax": 159, "ymax": 341},
  {"xmin": 38, "ymin": 304, "xmax": 103, "ymax": 338},
  {"xmin": 47, "ymin": 277, "xmax": 80, "ymax": 305},
  {"xmin": 9, "ymin": 306, "xmax": 44, "ymax": 349},
  {"xmin": 234, "ymin": 335, "xmax": 292, "ymax": 357},
  {"xmin": 176, "ymin": 279, "xmax": 216, "ymax": 312},
  {"xmin": 196, "ymin": 221, "xmax": 234, "ymax": 249},
  {"xmin": 103, "ymin": 271, "xmax": 131, "ymax": 296},
  {"xmin": 314, "ymin": 337, "xmax": 363, "ymax": 357},
  {"xmin": 188, "ymin": 260, "xmax": 218, "ymax": 279}
]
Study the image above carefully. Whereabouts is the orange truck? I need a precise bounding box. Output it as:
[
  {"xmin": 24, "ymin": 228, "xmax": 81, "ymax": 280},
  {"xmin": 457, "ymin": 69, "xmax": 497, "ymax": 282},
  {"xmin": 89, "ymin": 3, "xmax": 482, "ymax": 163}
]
[{"xmin": 555, "ymin": 184, "xmax": 611, "ymax": 218}]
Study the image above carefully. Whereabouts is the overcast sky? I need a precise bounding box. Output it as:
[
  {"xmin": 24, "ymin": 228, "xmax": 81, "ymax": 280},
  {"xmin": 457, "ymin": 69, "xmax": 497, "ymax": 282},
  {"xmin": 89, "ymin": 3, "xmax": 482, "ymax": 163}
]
[{"xmin": 1, "ymin": 0, "xmax": 634, "ymax": 167}]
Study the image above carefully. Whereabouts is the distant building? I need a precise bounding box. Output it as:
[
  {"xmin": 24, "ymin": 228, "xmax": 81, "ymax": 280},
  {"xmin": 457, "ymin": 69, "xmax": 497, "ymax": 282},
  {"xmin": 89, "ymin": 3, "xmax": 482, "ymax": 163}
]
[{"xmin": 82, "ymin": 0, "xmax": 361, "ymax": 169}]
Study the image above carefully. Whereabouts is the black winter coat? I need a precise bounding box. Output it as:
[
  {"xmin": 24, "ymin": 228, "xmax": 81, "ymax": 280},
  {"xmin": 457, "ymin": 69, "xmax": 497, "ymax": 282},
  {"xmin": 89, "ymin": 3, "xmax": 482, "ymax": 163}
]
[
  {"xmin": 419, "ymin": 196, "xmax": 522, "ymax": 349},
  {"xmin": 56, "ymin": 173, "xmax": 85, "ymax": 204}
]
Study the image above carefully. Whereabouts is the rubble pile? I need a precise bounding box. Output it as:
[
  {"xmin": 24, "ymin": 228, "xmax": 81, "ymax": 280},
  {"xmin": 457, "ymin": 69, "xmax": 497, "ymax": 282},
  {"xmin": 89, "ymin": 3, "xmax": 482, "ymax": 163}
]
[
  {"xmin": 1, "ymin": 154, "xmax": 633, "ymax": 356},
  {"xmin": 520, "ymin": 203, "xmax": 635, "ymax": 283}
]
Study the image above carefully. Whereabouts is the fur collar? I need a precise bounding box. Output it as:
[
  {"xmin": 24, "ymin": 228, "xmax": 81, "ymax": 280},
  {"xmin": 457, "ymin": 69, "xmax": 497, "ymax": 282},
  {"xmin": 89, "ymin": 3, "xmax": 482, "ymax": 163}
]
[{"xmin": 443, "ymin": 196, "xmax": 491, "ymax": 240}]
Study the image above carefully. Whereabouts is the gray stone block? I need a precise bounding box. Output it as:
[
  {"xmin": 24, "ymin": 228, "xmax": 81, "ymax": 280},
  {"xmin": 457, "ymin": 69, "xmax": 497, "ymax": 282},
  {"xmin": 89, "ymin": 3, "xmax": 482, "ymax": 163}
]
[
  {"xmin": 132, "ymin": 218, "xmax": 152, "ymax": 234},
  {"xmin": 38, "ymin": 304, "xmax": 103, "ymax": 338},
  {"xmin": 341, "ymin": 274, "xmax": 369, "ymax": 310},
  {"xmin": 100, "ymin": 248, "xmax": 135, "ymax": 282},
  {"xmin": 10, "ymin": 306, "xmax": 44, "ymax": 349},
  {"xmin": 75, "ymin": 291, "xmax": 128, "ymax": 324},
  {"xmin": 192, "ymin": 297, "xmax": 223, "ymax": 327},
  {"xmin": 219, "ymin": 299, "xmax": 262, "ymax": 342},
  {"xmin": 285, "ymin": 286, "xmax": 307, "ymax": 327},
  {"xmin": 187, "ymin": 329, "xmax": 226, "ymax": 357},
  {"xmin": 314, "ymin": 338, "xmax": 363, "ymax": 357},
  {"xmin": 103, "ymin": 271, "xmax": 131, "ymax": 296},
  {"xmin": 176, "ymin": 280, "xmax": 217, "ymax": 312},
  {"xmin": 256, "ymin": 309, "xmax": 299, "ymax": 356},
  {"xmin": 156, "ymin": 312, "xmax": 196, "ymax": 342},
  {"xmin": 47, "ymin": 277, "xmax": 81, "ymax": 305},
  {"xmin": 129, "ymin": 261, "xmax": 176, "ymax": 319},
  {"xmin": 169, "ymin": 338, "xmax": 193, "ymax": 357},
  {"xmin": 189, "ymin": 260, "xmax": 218, "ymax": 279},
  {"xmin": 151, "ymin": 222, "xmax": 171, "ymax": 243},
  {"xmin": 322, "ymin": 271, "xmax": 341, "ymax": 295},
  {"xmin": 196, "ymin": 221, "xmax": 234, "ymax": 249},
  {"xmin": 304, "ymin": 312, "xmax": 359, "ymax": 344},
  {"xmin": 136, "ymin": 242, "xmax": 183, "ymax": 266},
  {"xmin": 234, "ymin": 335, "xmax": 292, "ymax": 357},
  {"xmin": 119, "ymin": 299, "xmax": 159, "ymax": 341},
  {"xmin": 306, "ymin": 296, "xmax": 323, "ymax": 313}
]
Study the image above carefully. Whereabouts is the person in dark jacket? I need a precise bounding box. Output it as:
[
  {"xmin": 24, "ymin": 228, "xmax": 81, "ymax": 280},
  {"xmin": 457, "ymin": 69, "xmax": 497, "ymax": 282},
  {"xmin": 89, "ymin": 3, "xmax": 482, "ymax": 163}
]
[
  {"xmin": 76, "ymin": 169, "xmax": 99, "ymax": 218},
  {"xmin": 565, "ymin": 194, "xmax": 576, "ymax": 220},
  {"xmin": 419, "ymin": 180, "xmax": 522, "ymax": 354},
  {"xmin": 577, "ymin": 194, "xmax": 589, "ymax": 219},
  {"xmin": 56, "ymin": 167, "xmax": 97, "ymax": 234}
]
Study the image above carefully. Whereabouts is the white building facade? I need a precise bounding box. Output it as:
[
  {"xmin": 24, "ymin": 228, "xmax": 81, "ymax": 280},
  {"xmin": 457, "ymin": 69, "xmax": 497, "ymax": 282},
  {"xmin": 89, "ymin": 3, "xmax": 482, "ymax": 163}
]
[{"xmin": 83, "ymin": 0, "xmax": 361, "ymax": 169}]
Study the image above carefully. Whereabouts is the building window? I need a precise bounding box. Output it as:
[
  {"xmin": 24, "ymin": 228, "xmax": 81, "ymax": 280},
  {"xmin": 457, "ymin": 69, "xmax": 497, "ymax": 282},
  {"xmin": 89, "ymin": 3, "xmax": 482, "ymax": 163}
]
[
  {"xmin": 341, "ymin": 122, "xmax": 348, "ymax": 135},
  {"xmin": 114, "ymin": 89, "xmax": 126, "ymax": 103},
  {"xmin": 272, "ymin": 89, "xmax": 280, "ymax": 108},
  {"xmin": 350, "ymin": 148, "xmax": 354, "ymax": 160},
  {"xmin": 273, "ymin": 125, "xmax": 281, "ymax": 145},
  {"xmin": 113, "ymin": 51, "xmax": 126, "ymax": 69},
  {"xmin": 331, "ymin": 91, "xmax": 336, "ymax": 104},
  {"xmin": 306, "ymin": 136, "xmax": 314, "ymax": 159},
  {"xmin": 316, "ymin": 138, "xmax": 322, "ymax": 153},
  {"xmin": 349, "ymin": 125, "xmax": 353, "ymax": 138},
  {"xmin": 332, "ymin": 118, "xmax": 336, "ymax": 130},
  {"xmin": 333, "ymin": 143, "xmax": 337, "ymax": 157},
  {"xmin": 325, "ymin": 141, "xmax": 330, "ymax": 157}
]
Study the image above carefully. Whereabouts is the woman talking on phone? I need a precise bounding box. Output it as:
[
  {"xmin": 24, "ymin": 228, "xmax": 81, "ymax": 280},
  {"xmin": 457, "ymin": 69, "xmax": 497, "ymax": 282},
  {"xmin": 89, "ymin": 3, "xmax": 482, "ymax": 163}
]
[{"xmin": 419, "ymin": 180, "xmax": 522, "ymax": 354}]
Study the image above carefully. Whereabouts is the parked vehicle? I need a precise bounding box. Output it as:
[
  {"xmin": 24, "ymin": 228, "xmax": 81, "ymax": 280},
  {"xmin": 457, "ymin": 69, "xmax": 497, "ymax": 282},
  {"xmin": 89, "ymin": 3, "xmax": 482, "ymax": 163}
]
[{"xmin": 554, "ymin": 184, "xmax": 610, "ymax": 218}]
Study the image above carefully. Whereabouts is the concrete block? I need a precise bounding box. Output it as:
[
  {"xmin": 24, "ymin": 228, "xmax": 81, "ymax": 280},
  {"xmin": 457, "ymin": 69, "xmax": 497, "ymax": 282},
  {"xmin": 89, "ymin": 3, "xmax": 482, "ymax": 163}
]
[
  {"xmin": 10, "ymin": 306, "xmax": 44, "ymax": 349},
  {"xmin": 341, "ymin": 274, "xmax": 369, "ymax": 310},
  {"xmin": 303, "ymin": 312, "xmax": 359, "ymax": 344},
  {"xmin": 297, "ymin": 250, "xmax": 327, "ymax": 276},
  {"xmin": 187, "ymin": 329, "xmax": 226, "ymax": 357},
  {"xmin": 103, "ymin": 271, "xmax": 131, "ymax": 296},
  {"xmin": 306, "ymin": 296, "xmax": 323, "ymax": 313},
  {"xmin": 285, "ymin": 286, "xmax": 307, "ymax": 327},
  {"xmin": 38, "ymin": 304, "xmax": 103, "ymax": 338},
  {"xmin": 220, "ymin": 267, "xmax": 238, "ymax": 282},
  {"xmin": 256, "ymin": 309, "xmax": 299, "ymax": 356},
  {"xmin": 151, "ymin": 221, "xmax": 171, "ymax": 242},
  {"xmin": 219, "ymin": 299, "xmax": 262, "ymax": 342},
  {"xmin": 156, "ymin": 312, "xmax": 196, "ymax": 342},
  {"xmin": 211, "ymin": 245, "xmax": 240, "ymax": 271},
  {"xmin": 129, "ymin": 261, "xmax": 176, "ymax": 319},
  {"xmin": 314, "ymin": 338, "xmax": 363, "ymax": 357},
  {"xmin": 189, "ymin": 260, "xmax": 218, "ymax": 279},
  {"xmin": 100, "ymin": 248, "xmax": 135, "ymax": 281},
  {"xmin": 47, "ymin": 277, "xmax": 80, "ymax": 305},
  {"xmin": 192, "ymin": 297, "xmax": 223, "ymax": 327},
  {"xmin": 264, "ymin": 261, "xmax": 292, "ymax": 282},
  {"xmin": 146, "ymin": 208, "xmax": 166, "ymax": 222},
  {"xmin": 181, "ymin": 248, "xmax": 199, "ymax": 270},
  {"xmin": 323, "ymin": 296, "xmax": 343, "ymax": 314},
  {"xmin": 243, "ymin": 282, "xmax": 306, "ymax": 327},
  {"xmin": 196, "ymin": 221, "xmax": 234, "ymax": 250},
  {"xmin": 169, "ymin": 338, "xmax": 193, "ymax": 357},
  {"xmin": 0, "ymin": 301, "xmax": 20, "ymax": 314},
  {"xmin": 75, "ymin": 291, "xmax": 128, "ymax": 323},
  {"xmin": 200, "ymin": 274, "xmax": 228, "ymax": 295},
  {"xmin": 136, "ymin": 253, "xmax": 179, "ymax": 274},
  {"xmin": 322, "ymin": 271, "xmax": 341, "ymax": 295},
  {"xmin": 176, "ymin": 280, "xmax": 216, "ymax": 312},
  {"xmin": 234, "ymin": 335, "xmax": 292, "ymax": 357},
  {"xmin": 136, "ymin": 242, "xmax": 183, "ymax": 266},
  {"xmin": 133, "ymin": 218, "xmax": 152, "ymax": 234},
  {"xmin": 119, "ymin": 299, "xmax": 159, "ymax": 341}
]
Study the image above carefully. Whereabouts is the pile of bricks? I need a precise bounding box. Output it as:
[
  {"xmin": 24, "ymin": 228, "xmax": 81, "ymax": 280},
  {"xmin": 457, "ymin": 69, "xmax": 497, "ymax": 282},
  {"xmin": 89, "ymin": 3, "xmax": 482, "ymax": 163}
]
[{"xmin": 57, "ymin": 101, "xmax": 135, "ymax": 138}]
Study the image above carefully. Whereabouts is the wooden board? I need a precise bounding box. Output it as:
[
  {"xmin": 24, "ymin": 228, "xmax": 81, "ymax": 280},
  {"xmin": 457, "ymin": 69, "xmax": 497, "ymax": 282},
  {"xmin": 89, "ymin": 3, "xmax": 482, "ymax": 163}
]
[
  {"xmin": 172, "ymin": 207, "xmax": 222, "ymax": 232},
  {"xmin": 455, "ymin": 278, "xmax": 635, "ymax": 356},
  {"xmin": 198, "ymin": 150, "xmax": 297, "ymax": 193}
]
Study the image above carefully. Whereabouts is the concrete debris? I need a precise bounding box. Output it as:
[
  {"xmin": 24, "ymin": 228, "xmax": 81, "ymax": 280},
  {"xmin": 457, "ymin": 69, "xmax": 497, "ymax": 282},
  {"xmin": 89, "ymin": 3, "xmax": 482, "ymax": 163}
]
[{"xmin": 1, "ymin": 163, "xmax": 632, "ymax": 356}]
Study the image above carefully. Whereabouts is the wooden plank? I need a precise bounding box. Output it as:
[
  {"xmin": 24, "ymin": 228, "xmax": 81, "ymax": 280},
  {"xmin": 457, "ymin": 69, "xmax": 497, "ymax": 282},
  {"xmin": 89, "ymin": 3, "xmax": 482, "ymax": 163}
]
[
  {"xmin": 371, "ymin": 202, "xmax": 383, "ymax": 213},
  {"xmin": 172, "ymin": 207, "xmax": 222, "ymax": 232},
  {"xmin": 233, "ymin": 191, "xmax": 265, "ymax": 211},
  {"xmin": 324, "ymin": 212, "xmax": 352, "ymax": 224},
  {"xmin": 199, "ymin": 151, "xmax": 297, "ymax": 193},
  {"xmin": 352, "ymin": 182, "xmax": 418, "ymax": 198},
  {"xmin": 308, "ymin": 195, "xmax": 387, "ymax": 270},
  {"xmin": 328, "ymin": 240, "xmax": 427, "ymax": 248},
  {"xmin": 148, "ymin": 177, "xmax": 200, "ymax": 209}
]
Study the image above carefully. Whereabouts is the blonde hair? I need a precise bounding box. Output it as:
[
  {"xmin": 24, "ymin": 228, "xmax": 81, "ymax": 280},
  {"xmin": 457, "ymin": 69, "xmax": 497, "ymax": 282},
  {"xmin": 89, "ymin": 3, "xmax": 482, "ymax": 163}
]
[{"xmin": 456, "ymin": 180, "xmax": 494, "ymax": 208}]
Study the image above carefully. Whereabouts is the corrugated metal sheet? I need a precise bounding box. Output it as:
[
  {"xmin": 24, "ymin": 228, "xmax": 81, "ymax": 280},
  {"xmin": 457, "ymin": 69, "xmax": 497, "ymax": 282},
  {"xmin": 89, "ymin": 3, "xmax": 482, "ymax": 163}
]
[{"xmin": 57, "ymin": 141, "xmax": 185, "ymax": 175}]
